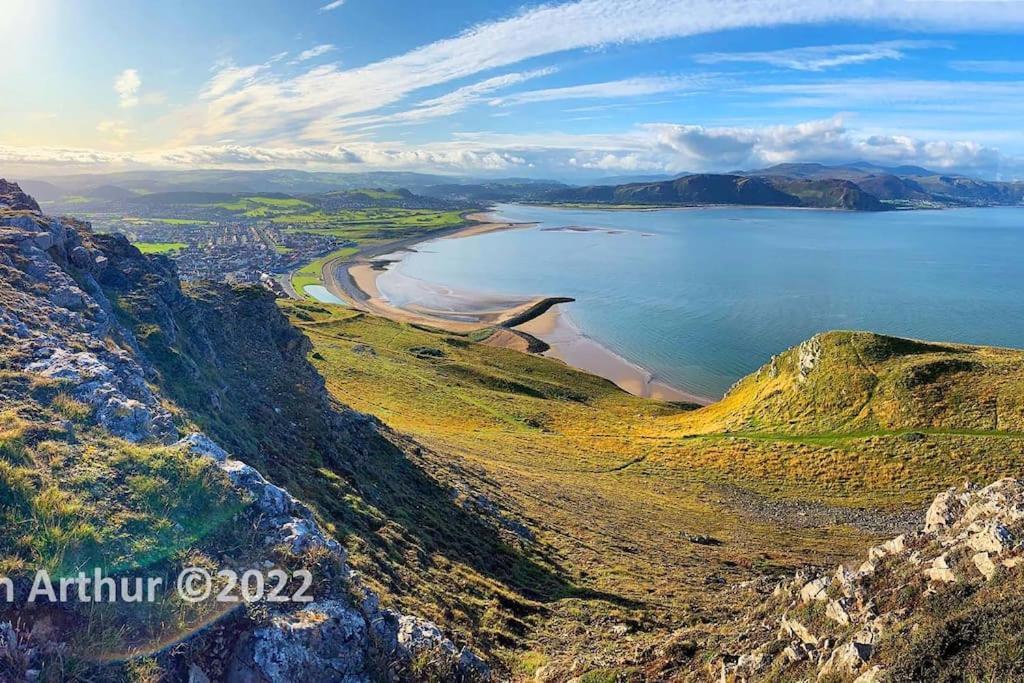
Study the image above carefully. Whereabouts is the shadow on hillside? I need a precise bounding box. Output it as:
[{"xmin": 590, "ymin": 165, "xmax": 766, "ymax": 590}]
[
  {"xmin": 291, "ymin": 418, "xmax": 639, "ymax": 609},
  {"xmin": 117, "ymin": 278, "xmax": 637, "ymax": 614}
]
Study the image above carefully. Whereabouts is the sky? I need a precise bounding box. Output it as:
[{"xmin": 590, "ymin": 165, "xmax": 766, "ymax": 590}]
[{"xmin": 2, "ymin": 0, "xmax": 1024, "ymax": 181}]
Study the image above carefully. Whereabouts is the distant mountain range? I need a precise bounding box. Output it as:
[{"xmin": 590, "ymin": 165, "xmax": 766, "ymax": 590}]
[
  {"xmin": 23, "ymin": 162, "xmax": 1024, "ymax": 212},
  {"xmin": 537, "ymin": 162, "xmax": 1023, "ymax": 210}
]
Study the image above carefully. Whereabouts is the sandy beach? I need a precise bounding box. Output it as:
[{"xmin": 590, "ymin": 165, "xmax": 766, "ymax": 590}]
[
  {"xmin": 515, "ymin": 305, "xmax": 711, "ymax": 405},
  {"xmin": 320, "ymin": 211, "xmax": 548, "ymax": 331},
  {"xmin": 318, "ymin": 210, "xmax": 707, "ymax": 404}
]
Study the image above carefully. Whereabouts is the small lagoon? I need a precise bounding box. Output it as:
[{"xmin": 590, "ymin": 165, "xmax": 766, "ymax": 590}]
[{"xmin": 304, "ymin": 284, "xmax": 346, "ymax": 305}]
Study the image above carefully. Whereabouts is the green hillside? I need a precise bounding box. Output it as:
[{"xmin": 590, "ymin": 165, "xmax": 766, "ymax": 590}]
[{"xmin": 681, "ymin": 331, "xmax": 1024, "ymax": 436}]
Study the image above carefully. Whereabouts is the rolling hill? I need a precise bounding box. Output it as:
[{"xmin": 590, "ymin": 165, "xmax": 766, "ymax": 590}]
[{"xmin": 542, "ymin": 173, "xmax": 886, "ymax": 210}]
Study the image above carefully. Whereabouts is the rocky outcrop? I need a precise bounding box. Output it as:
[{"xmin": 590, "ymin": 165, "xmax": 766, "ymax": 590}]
[
  {"xmin": 175, "ymin": 433, "xmax": 487, "ymax": 682},
  {"xmin": 0, "ymin": 186, "xmax": 488, "ymax": 681},
  {"xmin": 0, "ymin": 179, "xmax": 41, "ymax": 212},
  {"xmin": 719, "ymin": 478, "xmax": 1024, "ymax": 682}
]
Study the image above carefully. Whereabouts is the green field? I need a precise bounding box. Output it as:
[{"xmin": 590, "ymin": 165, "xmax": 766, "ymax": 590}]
[
  {"xmin": 133, "ymin": 241, "xmax": 187, "ymax": 254},
  {"xmin": 213, "ymin": 195, "xmax": 314, "ymax": 217},
  {"xmin": 278, "ymin": 208, "xmax": 464, "ymax": 243},
  {"xmin": 284, "ymin": 208, "xmax": 465, "ymax": 299},
  {"xmin": 290, "ymin": 246, "xmax": 359, "ymax": 295},
  {"xmin": 124, "ymin": 217, "xmax": 213, "ymax": 226}
]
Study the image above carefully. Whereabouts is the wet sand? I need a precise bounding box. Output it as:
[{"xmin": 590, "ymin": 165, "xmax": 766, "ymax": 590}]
[
  {"xmin": 515, "ymin": 306, "xmax": 712, "ymax": 405},
  {"xmin": 345, "ymin": 260, "xmax": 557, "ymax": 331}
]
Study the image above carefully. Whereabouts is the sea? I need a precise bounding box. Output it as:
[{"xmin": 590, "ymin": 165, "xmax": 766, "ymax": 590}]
[{"xmin": 377, "ymin": 204, "xmax": 1024, "ymax": 399}]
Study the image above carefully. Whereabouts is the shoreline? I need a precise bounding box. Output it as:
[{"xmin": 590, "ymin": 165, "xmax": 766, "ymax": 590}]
[
  {"xmin": 320, "ymin": 210, "xmax": 545, "ymax": 332},
  {"xmin": 513, "ymin": 305, "xmax": 713, "ymax": 405},
  {"xmin": 320, "ymin": 207, "xmax": 711, "ymax": 404}
]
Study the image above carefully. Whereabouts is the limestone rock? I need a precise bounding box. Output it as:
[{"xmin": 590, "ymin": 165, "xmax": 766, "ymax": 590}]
[
  {"xmin": 780, "ymin": 617, "xmax": 817, "ymax": 646},
  {"xmin": 797, "ymin": 335, "xmax": 822, "ymax": 381},
  {"xmin": 826, "ymin": 599, "xmax": 851, "ymax": 626},
  {"xmin": 925, "ymin": 486, "xmax": 969, "ymax": 533},
  {"xmin": 800, "ymin": 576, "xmax": 830, "ymax": 603},
  {"xmin": 925, "ymin": 555, "xmax": 957, "ymax": 584},
  {"xmin": 972, "ymin": 552, "xmax": 997, "ymax": 580},
  {"xmin": 227, "ymin": 601, "xmax": 370, "ymax": 683},
  {"xmin": 0, "ymin": 179, "xmax": 42, "ymax": 212},
  {"xmin": 966, "ymin": 523, "xmax": 1014, "ymax": 554},
  {"xmin": 819, "ymin": 641, "xmax": 872, "ymax": 677}
]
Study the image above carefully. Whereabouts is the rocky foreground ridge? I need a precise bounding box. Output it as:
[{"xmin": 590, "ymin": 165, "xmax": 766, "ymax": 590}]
[
  {"xmin": 703, "ymin": 478, "xmax": 1024, "ymax": 682},
  {"xmin": 0, "ymin": 179, "xmax": 487, "ymax": 681}
]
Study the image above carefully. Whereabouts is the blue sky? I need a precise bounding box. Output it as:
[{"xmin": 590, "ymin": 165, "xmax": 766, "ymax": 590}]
[{"xmin": 3, "ymin": 0, "xmax": 1024, "ymax": 179}]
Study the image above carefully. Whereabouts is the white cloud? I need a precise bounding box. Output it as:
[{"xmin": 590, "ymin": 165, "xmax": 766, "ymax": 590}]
[
  {"xmin": 3, "ymin": 118, "xmax": 1022, "ymax": 179},
  {"xmin": 114, "ymin": 69, "xmax": 141, "ymax": 108},
  {"xmin": 491, "ymin": 75, "xmax": 706, "ymax": 106},
  {"xmin": 292, "ymin": 44, "xmax": 336, "ymax": 63},
  {"xmin": 319, "ymin": 0, "xmax": 345, "ymax": 11},
  {"xmin": 695, "ymin": 40, "xmax": 946, "ymax": 71},
  {"xmin": 182, "ymin": 0, "xmax": 1024, "ymax": 145},
  {"xmin": 343, "ymin": 67, "xmax": 557, "ymax": 129},
  {"xmin": 199, "ymin": 63, "xmax": 267, "ymax": 100}
]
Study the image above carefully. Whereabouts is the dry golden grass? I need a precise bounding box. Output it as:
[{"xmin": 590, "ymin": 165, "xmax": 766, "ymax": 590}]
[{"xmin": 278, "ymin": 305, "xmax": 1024, "ymax": 676}]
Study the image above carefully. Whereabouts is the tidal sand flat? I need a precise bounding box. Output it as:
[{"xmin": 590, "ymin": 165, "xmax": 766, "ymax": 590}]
[
  {"xmin": 378, "ymin": 204, "xmax": 1024, "ymax": 399},
  {"xmin": 515, "ymin": 305, "xmax": 709, "ymax": 403}
]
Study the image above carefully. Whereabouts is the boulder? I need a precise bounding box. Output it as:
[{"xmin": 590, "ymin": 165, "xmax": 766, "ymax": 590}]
[
  {"xmin": 780, "ymin": 617, "xmax": 817, "ymax": 646},
  {"xmin": 972, "ymin": 552, "xmax": 997, "ymax": 581},
  {"xmin": 69, "ymin": 245, "xmax": 94, "ymax": 270},
  {"xmin": 819, "ymin": 641, "xmax": 872, "ymax": 677},
  {"xmin": 925, "ymin": 554, "xmax": 957, "ymax": 584},
  {"xmin": 967, "ymin": 523, "xmax": 1014, "ymax": 554},
  {"xmin": 800, "ymin": 576, "xmax": 830, "ymax": 603},
  {"xmin": 227, "ymin": 600, "xmax": 370, "ymax": 683},
  {"xmin": 826, "ymin": 599, "xmax": 852, "ymax": 626},
  {"xmin": 925, "ymin": 487, "xmax": 968, "ymax": 533}
]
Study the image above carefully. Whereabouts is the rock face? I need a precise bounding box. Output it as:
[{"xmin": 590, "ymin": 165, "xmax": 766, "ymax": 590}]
[
  {"xmin": 0, "ymin": 179, "xmax": 41, "ymax": 212},
  {"xmin": 0, "ymin": 186, "xmax": 488, "ymax": 681},
  {"xmin": 719, "ymin": 478, "xmax": 1024, "ymax": 682}
]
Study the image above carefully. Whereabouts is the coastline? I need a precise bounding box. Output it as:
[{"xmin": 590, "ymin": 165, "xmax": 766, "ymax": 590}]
[
  {"xmin": 319, "ymin": 211, "xmax": 543, "ymax": 332},
  {"xmin": 514, "ymin": 305, "xmax": 712, "ymax": 405},
  {"xmin": 320, "ymin": 207, "xmax": 710, "ymax": 404}
]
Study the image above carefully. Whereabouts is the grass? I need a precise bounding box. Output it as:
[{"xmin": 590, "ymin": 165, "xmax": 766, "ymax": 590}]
[
  {"xmin": 0, "ymin": 367, "xmax": 343, "ymax": 676},
  {"xmin": 274, "ymin": 304, "xmax": 1024, "ymax": 676},
  {"xmin": 278, "ymin": 208, "xmax": 464, "ymax": 242},
  {"xmin": 213, "ymin": 195, "xmax": 313, "ymax": 217},
  {"xmin": 125, "ymin": 217, "xmax": 213, "ymax": 226},
  {"xmin": 133, "ymin": 241, "xmax": 187, "ymax": 254},
  {"xmin": 290, "ymin": 246, "xmax": 359, "ymax": 296},
  {"xmin": 274, "ymin": 303, "xmax": 1024, "ymax": 676}
]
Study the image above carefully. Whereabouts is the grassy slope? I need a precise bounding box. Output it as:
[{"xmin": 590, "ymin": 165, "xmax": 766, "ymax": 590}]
[
  {"xmin": 290, "ymin": 245, "xmax": 359, "ymax": 295},
  {"xmin": 279, "ymin": 306, "xmax": 1024, "ymax": 675},
  {"xmin": 679, "ymin": 331, "xmax": 1024, "ymax": 436},
  {"xmin": 0, "ymin": 370, "xmax": 258, "ymax": 675}
]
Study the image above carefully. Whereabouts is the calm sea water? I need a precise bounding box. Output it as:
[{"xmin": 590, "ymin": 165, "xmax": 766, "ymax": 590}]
[{"xmin": 379, "ymin": 204, "xmax": 1024, "ymax": 399}]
